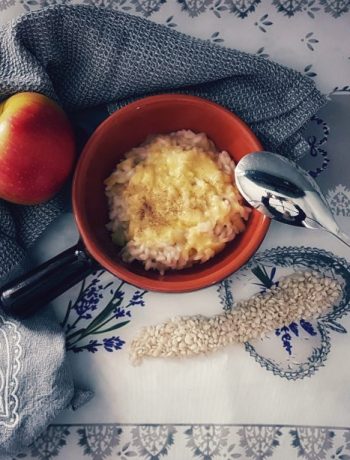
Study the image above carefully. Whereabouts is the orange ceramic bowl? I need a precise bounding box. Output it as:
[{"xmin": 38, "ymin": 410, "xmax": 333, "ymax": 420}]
[{"xmin": 73, "ymin": 94, "xmax": 270, "ymax": 292}]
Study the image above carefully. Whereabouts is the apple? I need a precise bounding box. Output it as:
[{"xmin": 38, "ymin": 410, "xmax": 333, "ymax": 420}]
[{"xmin": 0, "ymin": 92, "xmax": 76, "ymax": 205}]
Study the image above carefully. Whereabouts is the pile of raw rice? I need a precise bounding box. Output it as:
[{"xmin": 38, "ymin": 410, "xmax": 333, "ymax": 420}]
[{"xmin": 130, "ymin": 271, "xmax": 341, "ymax": 365}]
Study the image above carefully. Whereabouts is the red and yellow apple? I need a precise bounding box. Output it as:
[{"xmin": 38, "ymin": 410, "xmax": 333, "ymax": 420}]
[{"xmin": 0, "ymin": 92, "xmax": 76, "ymax": 205}]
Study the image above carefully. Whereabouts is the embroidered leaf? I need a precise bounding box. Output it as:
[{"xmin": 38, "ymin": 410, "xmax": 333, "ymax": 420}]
[
  {"xmin": 122, "ymin": 443, "xmax": 131, "ymax": 452},
  {"xmin": 304, "ymin": 64, "xmax": 312, "ymax": 72},
  {"xmin": 251, "ymin": 265, "xmax": 275, "ymax": 288},
  {"xmin": 300, "ymin": 319, "xmax": 317, "ymax": 336},
  {"xmin": 323, "ymin": 319, "xmax": 347, "ymax": 333},
  {"xmin": 339, "ymin": 455, "xmax": 350, "ymax": 460},
  {"xmin": 86, "ymin": 295, "xmax": 124, "ymax": 331},
  {"xmin": 289, "ymin": 322, "xmax": 299, "ymax": 336},
  {"xmin": 92, "ymin": 320, "xmax": 130, "ymax": 335}
]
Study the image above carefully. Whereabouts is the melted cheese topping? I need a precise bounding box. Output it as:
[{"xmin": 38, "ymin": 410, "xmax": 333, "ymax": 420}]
[
  {"xmin": 120, "ymin": 142, "xmax": 239, "ymax": 255},
  {"xmin": 105, "ymin": 131, "xmax": 249, "ymax": 272}
]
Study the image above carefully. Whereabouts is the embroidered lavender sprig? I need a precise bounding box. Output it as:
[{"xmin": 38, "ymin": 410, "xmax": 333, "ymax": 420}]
[{"xmin": 63, "ymin": 274, "xmax": 147, "ymax": 353}]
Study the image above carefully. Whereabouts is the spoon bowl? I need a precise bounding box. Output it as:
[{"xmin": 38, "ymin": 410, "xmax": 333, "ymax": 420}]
[{"xmin": 235, "ymin": 151, "xmax": 350, "ymax": 248}]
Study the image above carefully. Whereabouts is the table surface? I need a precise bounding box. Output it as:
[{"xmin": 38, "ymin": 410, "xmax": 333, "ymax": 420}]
[{"xmin": 2, "ymin": 2, "xmax": 350, "ymax": 460}]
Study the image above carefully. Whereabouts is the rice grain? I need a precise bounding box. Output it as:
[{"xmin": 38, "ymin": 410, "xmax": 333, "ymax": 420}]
[{"xmin": 129, "ymin": 272, "xmax": 342, "ymax": 365}]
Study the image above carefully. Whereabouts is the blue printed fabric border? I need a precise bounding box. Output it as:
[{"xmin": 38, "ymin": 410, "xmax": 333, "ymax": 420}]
[
  {"xmin": 15, "ymin": 423, "xmax": 350, "ymax": 460},
  {"xmin": 11, "ymin": 0, "xmax": 350, "ymax": 19}
]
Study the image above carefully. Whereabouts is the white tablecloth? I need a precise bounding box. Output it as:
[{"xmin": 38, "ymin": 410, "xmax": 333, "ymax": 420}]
[{"xmin": 1, "ymin": 2, "xmax": 350, "ymax": 459}]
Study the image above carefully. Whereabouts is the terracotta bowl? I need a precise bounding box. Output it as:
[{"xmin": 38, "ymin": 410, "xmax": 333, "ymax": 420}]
[{"xmin": 73, "ymin": 94, "xmax": 270, "ymax": 292}]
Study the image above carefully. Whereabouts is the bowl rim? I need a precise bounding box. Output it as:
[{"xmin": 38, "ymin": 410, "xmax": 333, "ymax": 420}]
[{"xmin": 73, "ymin": 93, "xmax": 270, "ymax": 292}]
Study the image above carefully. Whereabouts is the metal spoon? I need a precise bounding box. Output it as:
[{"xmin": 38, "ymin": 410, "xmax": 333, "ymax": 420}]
[{"xmin": 234, "ymin": 151, "xmax": 350, "ymax": 249}]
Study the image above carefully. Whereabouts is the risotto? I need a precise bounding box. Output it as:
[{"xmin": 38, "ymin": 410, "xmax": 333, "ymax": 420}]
[{"xmin": 104, "ymin": 130, "xmax": 250, "ymax": 274}]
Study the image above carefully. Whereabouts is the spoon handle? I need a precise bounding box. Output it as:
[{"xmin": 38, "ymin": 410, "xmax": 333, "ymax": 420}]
[{"xmin": 329, "ymin": 228, "xmax": 350, "ymax": 250}]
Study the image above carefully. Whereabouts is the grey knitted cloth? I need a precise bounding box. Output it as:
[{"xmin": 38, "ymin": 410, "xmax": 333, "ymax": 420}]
[{"xmin": 0, "ymin": 4, "xmax": 326, "ymax": 279}]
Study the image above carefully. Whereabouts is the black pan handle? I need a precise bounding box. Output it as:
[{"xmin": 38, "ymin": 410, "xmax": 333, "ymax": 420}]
[{"xmin": 0, "ymin": 242, "xmax": 99, "ymax": 318}]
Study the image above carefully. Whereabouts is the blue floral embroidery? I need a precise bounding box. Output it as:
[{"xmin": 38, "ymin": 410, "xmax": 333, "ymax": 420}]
[
  {"xmin": 165, "ymin": 15, "xmax": 177, "ymax": 27},
  {"xmin": 256, "ymin": 47, "xmax": 270, "ymax": 58},
  {"xmin": 304, "ymin": 0, "xmax": 321, "ymax": 18},
  {"xmin": 62, "ymin": 271, "xmax": 147, "ymax": 353},
  {"xmin": 209, "ymin": 31, "xmax": 225, "ymax": 43},
  {"xmin": 185, "ymin": 425, "xmax": 230, "ymax": 459},
  {"xmin": 224, "ymin": 0, "xmax": 261, "ymax": 18},
  {"xmin": 131, "ymin": 425, "xmax": 176, "ymax": 459},
  {"xmin": 14, "ymin": 424, "xmax": 350, "ymax": 459},
  {"xmin": 238, "ymin": 426, "xmax": 282, "ymax": 459},
  {"xmin": 272, "ymin": 0, "xmax": 307, "ymax": 16},
  {"xmin": 304, "ymin": 64, "xmax": 317, "ymax": 78},
  {"xmin": 177, "ymin": 0, "xmax": 212, "ymax": 17},
  {"xmin": 71, "ymin": 336, "xmax": 126, "ymax": 353},
  {"xmin": 81, "ymin": 0, "xmax": 132, "ymax": 9},
  {"xmin": 77, "ymin": 425, "xmax": 122, "ymax": 460},
  {"xmin": 326, "ymin": 185, "xmax": 350, "ymax": 217},
  {"xmin": 251, "ymin": 264, "xmax": 277, "ymax": 291},
  {"xmin": 290, "ymin": 427, "xmax": 335, "ymax": 459},
  {"xmin": 275, "ymin": 320, "xmax": 317, "ymax": 355},
  {"xmin": 28, "ymin": 426, "xmax": 71, "ymax": 460},
  {"xmin": 320, "ymin": 0, "xmax": 350, "ymax": 17},
  {"xmin": 131, "ymin": 0, "xmax": 166, "ymax": 16},
  {"xmin": 4, "ymin": 0, "xmax": 350, "ymax": 17},
  {"xmin": 209, "ymin": 0, "xmax": 228, "ymax": 18},
  {"xmin": 301, "ymin": 32, "xmax": 319, "ymax": 51},
  {"xmin": 218, "ymin": 246, "xmax": 350, "ymax": 380},
  {"xmin": 251, "ymin": 264, "xmax": 318, "ymax": 355},
  {"xmin": 305, "ymin": 115, "xmax": 330, "ymax": 178},
  {"xmin": 116, "ymin": 442, "xmax": 138, "ymax": 459},
  {"xmin": 332, "ymin": 85, "xmax": 350, "ymax": 95},
  {"xmin": 254, "ymin": 13, "xmax": 273, "ymax": 32},
  {"xmin": 72, "ymin": 278, "xmax": 104, "ymax": 321},
  {"xmin": 20, "ymin": 0, "xmax": 70, "ymax": 12}
]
